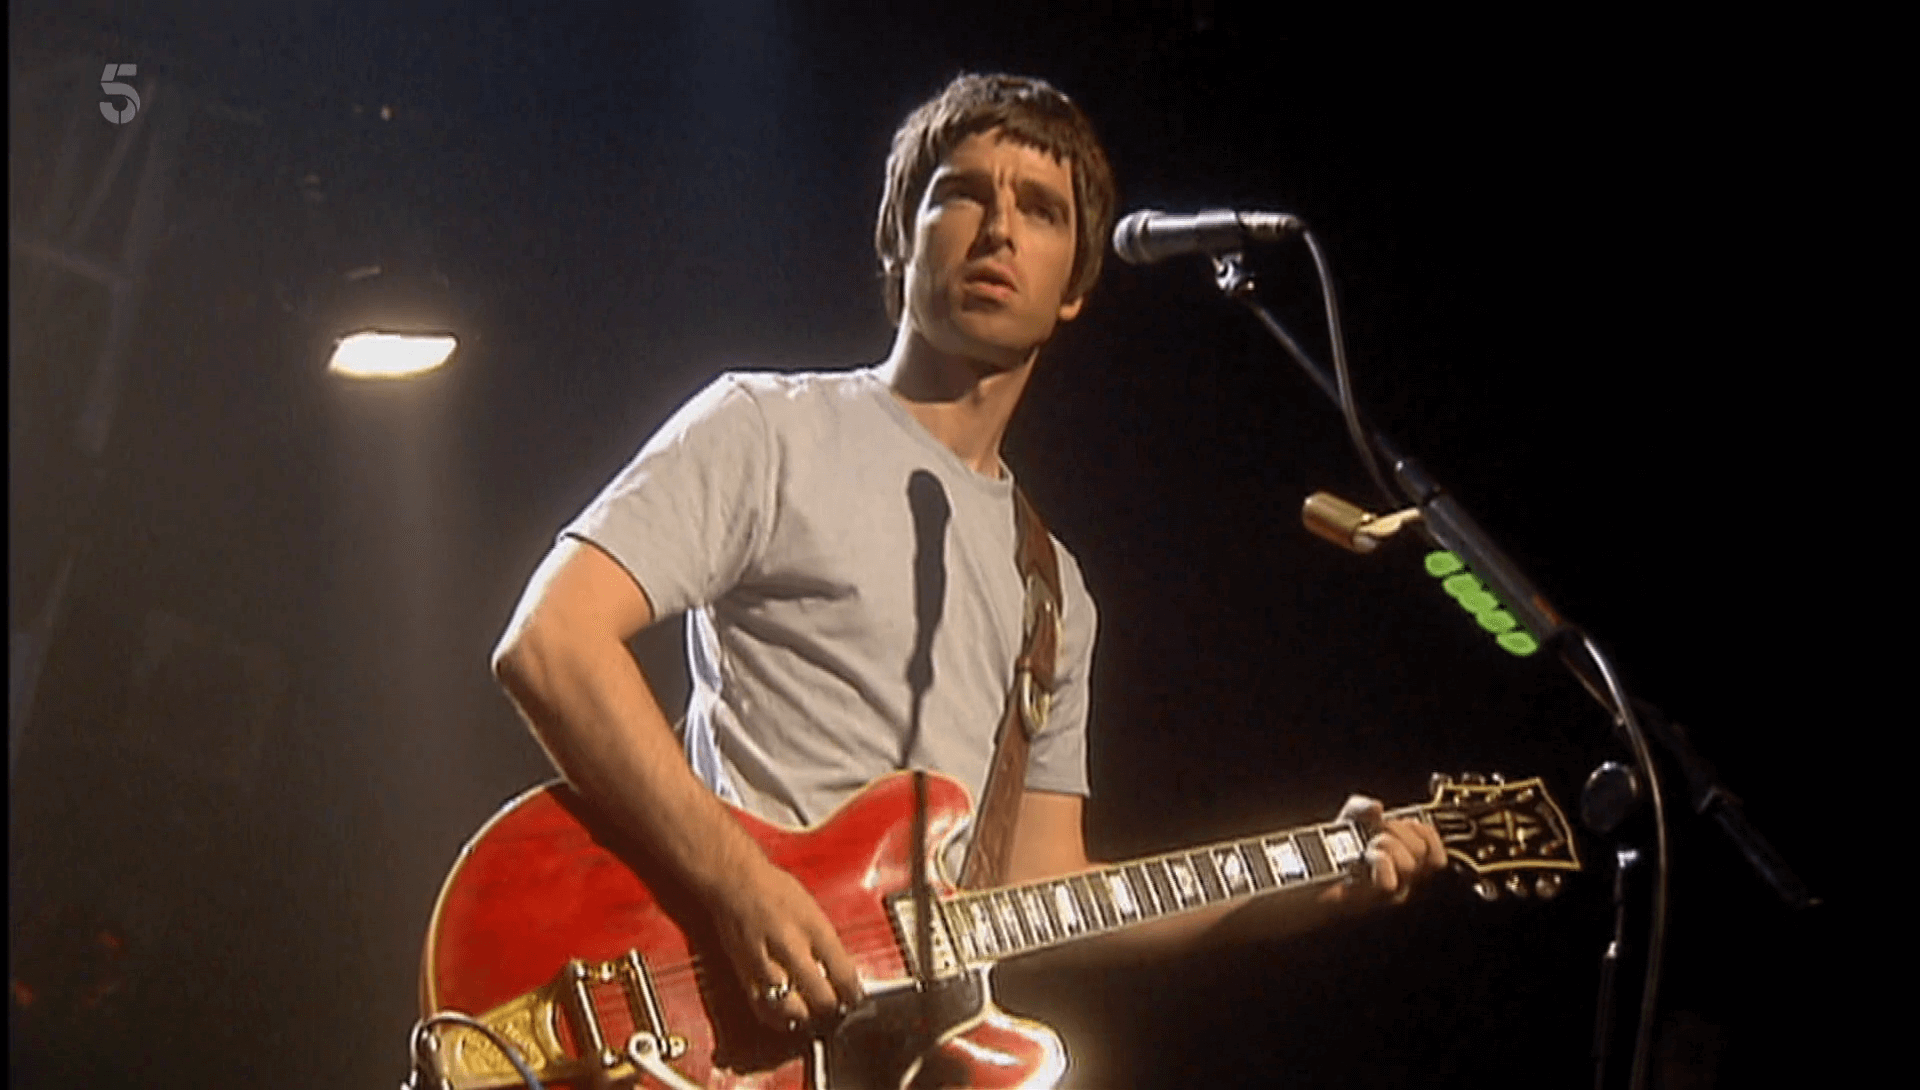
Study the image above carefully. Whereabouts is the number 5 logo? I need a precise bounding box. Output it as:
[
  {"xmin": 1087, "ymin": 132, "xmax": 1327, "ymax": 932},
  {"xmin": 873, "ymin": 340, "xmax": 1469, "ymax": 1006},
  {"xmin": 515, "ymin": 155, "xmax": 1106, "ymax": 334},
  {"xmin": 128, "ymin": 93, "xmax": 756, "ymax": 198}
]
[{"xmin": 100, "ymin": 64, "xmax": 140, "ymax": 124}]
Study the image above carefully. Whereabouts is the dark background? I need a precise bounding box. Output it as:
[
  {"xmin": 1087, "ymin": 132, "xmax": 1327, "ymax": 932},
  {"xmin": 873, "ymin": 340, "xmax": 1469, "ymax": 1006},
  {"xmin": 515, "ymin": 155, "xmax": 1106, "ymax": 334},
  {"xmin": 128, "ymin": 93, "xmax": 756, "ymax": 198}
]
[{"xmin": 10, "ymin": 4, "xmax": 1852, "ymax": 1088}]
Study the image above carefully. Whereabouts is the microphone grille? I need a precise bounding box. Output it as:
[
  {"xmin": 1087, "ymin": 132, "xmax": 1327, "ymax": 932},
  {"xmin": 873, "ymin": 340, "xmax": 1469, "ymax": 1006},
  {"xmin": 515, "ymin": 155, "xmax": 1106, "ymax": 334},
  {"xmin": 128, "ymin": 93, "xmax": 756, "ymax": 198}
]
[{"xmin": 1110, "ymin": 210, "xmax": 1157, "ymax": 265}]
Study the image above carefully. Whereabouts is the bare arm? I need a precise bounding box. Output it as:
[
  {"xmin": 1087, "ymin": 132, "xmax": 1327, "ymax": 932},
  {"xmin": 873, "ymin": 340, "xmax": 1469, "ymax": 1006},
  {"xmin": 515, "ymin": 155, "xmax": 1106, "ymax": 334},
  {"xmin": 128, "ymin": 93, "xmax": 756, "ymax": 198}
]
[
  {"xmin": 1003, "ymin": 790, "xmax": 1448, "ymax": 965},
  {"xmin": 491, "ymin": 538, "xmax": 862, "ymax": 1026}
]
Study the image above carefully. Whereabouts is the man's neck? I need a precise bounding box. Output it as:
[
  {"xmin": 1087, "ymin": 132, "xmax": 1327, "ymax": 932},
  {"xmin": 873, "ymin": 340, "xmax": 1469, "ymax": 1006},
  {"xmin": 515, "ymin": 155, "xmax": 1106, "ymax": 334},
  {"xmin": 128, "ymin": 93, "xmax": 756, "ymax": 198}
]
[{"xmin": 877, "ymin": 329, "xmax": 1037, "ymax": 480}]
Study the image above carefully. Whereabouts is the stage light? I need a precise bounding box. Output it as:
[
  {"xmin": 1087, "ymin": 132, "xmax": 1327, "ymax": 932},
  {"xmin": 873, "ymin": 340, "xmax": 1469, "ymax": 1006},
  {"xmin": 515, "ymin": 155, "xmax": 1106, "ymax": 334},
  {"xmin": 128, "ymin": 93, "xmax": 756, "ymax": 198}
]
[{"xmin": 326, "ymin": 330, "xmax": 457, "ymax": 379}]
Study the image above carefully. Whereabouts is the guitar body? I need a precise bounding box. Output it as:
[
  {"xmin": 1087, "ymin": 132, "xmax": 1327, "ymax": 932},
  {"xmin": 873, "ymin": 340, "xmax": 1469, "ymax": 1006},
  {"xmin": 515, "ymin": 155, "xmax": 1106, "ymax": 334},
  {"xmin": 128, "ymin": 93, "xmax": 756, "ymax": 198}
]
[{"xmin": 420, "ymin": 772, "xmax": 1067, "ymax": 1089}]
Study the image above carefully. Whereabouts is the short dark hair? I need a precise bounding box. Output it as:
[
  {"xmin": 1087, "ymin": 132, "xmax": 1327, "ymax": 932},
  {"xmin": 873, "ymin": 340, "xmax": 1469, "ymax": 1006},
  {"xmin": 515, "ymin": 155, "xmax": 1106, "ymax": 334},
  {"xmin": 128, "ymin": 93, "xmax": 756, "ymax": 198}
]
[{"xmin": 875, "ymin": 73, "xmax": 1117, "ymax": 325}]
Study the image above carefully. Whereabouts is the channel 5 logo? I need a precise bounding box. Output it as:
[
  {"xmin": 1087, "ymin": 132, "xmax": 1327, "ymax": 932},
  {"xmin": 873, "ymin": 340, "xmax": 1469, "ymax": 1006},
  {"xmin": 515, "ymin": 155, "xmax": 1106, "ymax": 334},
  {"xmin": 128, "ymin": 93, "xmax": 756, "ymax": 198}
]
[{"xmin": 99, "ymin": 64, "xmax": 140, "ymax": 124}]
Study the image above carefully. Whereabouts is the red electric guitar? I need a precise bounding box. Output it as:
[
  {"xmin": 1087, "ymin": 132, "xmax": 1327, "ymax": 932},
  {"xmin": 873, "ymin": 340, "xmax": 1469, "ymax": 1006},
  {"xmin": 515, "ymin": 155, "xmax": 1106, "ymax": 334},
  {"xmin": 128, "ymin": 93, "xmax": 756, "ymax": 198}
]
[{"xmin": 417, "ymin": 771, "xmax": 1579, "ymax": 1089}]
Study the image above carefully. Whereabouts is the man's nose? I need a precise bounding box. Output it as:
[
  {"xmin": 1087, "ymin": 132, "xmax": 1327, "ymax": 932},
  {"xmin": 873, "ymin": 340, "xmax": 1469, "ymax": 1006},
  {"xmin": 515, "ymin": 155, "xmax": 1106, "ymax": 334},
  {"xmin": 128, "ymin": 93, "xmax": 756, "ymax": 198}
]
[{"xmin": 977, "ymin": 188, "xmax": 1015, "ymax": 249}]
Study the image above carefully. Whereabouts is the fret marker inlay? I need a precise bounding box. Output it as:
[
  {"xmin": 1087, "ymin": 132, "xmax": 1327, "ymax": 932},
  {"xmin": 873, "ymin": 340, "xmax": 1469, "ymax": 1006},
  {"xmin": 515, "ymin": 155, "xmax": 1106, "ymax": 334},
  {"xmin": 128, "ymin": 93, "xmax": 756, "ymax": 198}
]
[
  {"xmin": 995, "ymin": 896, "xmax": 1023, "ymax": 948},
  {"xmin": 970, "ymin": 902, "xmax": 998, "ymax": 955},
  {"xmin": 1215, "ymin": 848, "xmax": 1251, "ymax": 893},
  {"xmin": 1326, "ymin": 828, "xmax": 1363, "ymax": 867},
  {"xmin": 1052, "ymin": 885, "xmax": 1082, "ymax": 933},
  {"xmin": 1169, "ymin": 859, "xmax": 1201, "ymax": 906},
  {"xmin": 1265, "ymin": 838, "xmax": 1307, "ymax": 882},
  {"xmin": 1019, "ymin": 889, "xmax": 1051, "ymax": 943},
  {"xmin": 1107, "ymin": 873, "xmax": 1139, "ymax": 918}
]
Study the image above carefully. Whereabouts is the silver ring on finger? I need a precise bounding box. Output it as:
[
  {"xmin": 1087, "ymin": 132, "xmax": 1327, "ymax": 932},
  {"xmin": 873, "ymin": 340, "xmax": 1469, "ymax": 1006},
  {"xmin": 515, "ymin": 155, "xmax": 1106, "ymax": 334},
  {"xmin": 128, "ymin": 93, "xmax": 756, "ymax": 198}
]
[{"xmin": 759, "ymin": 980, "xmax": 791, "ymax": 1005}]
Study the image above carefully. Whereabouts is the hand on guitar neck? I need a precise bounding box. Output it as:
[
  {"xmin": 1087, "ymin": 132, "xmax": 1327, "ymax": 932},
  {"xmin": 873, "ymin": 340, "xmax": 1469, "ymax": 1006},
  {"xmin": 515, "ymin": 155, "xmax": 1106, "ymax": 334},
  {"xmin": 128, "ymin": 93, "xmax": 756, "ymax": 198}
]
[
  {"xmin": 1011, "ymin": 791, "xmax": 1453, "ymax": 970},
  {"xmin": 1320, "ymin": 794, "xmax": 1451, "ymax": 907},
  {"xmin": 1191, "ymin": 793, "xmax": 1455, "ymax": 951},
  {"xmin": 708, "ymin": 790, "xmax": 1441, "ymax": 1016}
]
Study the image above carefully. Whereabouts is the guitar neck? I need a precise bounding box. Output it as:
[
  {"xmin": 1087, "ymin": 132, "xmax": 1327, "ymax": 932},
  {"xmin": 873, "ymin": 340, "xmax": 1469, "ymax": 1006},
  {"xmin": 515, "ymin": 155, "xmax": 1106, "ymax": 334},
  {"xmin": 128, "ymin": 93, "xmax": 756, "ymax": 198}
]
[{"xmin": 927, "ymin": 805, "xmax": 1431, "ymax": 969}]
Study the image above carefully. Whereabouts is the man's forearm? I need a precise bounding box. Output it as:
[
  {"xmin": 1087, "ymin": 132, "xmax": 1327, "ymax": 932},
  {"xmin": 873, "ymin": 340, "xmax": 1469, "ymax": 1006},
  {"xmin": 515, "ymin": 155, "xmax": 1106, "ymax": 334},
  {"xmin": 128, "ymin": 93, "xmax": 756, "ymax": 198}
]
[
  {"xmin": 492, "ymin": 623, "xmax": 766, "ymax": 899},
  {"xmin": 492, "ymin": 614, "xmax": 868, "ymax": 1025}
]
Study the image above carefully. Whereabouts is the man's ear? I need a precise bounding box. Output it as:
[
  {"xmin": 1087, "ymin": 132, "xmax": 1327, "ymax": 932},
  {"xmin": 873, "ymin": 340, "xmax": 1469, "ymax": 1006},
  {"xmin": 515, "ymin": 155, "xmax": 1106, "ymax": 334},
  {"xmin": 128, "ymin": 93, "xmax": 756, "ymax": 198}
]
[{"xmin": 1056, "ymin": 293, "xmax": 1086, "ymax": 323}]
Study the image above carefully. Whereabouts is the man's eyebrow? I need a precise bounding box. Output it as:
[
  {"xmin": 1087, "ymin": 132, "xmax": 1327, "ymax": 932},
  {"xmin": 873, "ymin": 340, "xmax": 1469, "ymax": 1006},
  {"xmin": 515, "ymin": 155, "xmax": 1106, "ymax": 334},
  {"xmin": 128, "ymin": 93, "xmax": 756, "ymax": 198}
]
[
  {"xmin": 928, "ymin": 165, "xmax": 989, "ymax": 192},
  {"xmin": 1017, "ymin": 177, "xmax": 1072, "ymax": 213}
]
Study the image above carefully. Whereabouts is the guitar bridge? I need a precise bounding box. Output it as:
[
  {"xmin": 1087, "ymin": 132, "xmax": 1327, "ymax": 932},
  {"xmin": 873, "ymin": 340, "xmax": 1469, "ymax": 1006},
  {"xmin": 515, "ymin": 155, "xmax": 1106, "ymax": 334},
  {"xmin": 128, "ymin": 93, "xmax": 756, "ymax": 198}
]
[
  {"xmin": 559, "ymin": 952, "xmax": 690, "ymax": 1079},
  {"xmin": 424, "ymin": 950, "xmax": 691, "ymax": 1089}
]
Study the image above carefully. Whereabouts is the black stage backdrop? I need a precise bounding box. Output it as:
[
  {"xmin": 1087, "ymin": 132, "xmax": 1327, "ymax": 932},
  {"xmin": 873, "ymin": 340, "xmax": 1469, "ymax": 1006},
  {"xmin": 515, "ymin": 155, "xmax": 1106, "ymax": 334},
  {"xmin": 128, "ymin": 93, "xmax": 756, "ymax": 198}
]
[{"xmin": 10, "ymin": 5, "xmax": 1854, "ymax": 1088}]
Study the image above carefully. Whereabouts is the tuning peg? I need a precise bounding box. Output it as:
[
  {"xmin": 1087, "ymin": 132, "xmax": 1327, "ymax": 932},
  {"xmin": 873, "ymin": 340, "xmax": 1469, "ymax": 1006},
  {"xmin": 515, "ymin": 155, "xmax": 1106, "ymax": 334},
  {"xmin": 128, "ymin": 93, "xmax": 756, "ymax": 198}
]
[
  {"xmin": 1489, "ymin": 773, "xmax": 1505, "ymax": 784},
  {"xmin": 1429, "ymin": 773, "xmax": 1454, "ymax": 793},
  {"xmin": 1505, "ymin": 875, "xmax": 1530, "ymax": 898},
  {"xmin": 1460, "ymin": 772, "xmax": 1487, "ymax": 786},
  {"xmin": 1534, "ymin": 874, "xmax": 1563, "ymax": 900},
  {"xmin": 1473, "ymin": 877, "xmax": 1500, "ymax": 902}
]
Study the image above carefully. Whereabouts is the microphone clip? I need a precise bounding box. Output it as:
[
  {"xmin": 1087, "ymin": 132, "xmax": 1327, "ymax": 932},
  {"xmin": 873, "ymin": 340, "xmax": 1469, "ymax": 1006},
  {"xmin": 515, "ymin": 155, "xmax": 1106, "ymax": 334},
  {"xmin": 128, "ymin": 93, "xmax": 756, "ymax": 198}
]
[
  {"xmin": 1302, "ymin": 491, "xmax": 1423, "ymax": 555},
  {"xmin": 1211, "ymin": 250, "xmax": 1256, "ymax": 299}
]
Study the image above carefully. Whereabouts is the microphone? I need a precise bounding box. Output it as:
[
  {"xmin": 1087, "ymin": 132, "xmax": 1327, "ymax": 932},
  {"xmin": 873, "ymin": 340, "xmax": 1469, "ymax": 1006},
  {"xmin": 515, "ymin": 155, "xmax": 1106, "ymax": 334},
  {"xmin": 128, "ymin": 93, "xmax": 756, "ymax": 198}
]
[{"xmin": 1111, "ymin": 208, "xmax": 1303, "ymax": 265}]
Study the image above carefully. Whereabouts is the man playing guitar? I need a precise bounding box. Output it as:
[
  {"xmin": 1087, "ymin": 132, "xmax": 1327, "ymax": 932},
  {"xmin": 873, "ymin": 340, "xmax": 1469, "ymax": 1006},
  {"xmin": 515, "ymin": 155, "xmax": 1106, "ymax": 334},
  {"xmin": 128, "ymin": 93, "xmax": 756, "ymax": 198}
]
[{"xmin": 488, "ymin": 71, "xmax": 1447, "ymax": 1070}]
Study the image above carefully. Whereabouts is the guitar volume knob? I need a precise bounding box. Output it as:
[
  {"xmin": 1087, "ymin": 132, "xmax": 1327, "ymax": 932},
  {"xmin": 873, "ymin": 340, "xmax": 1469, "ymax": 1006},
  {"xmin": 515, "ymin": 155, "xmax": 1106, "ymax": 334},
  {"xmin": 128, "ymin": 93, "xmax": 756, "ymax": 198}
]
[{"xmin": 1535, "ymin": 874, "xmax": 1563, "ymax": 900}]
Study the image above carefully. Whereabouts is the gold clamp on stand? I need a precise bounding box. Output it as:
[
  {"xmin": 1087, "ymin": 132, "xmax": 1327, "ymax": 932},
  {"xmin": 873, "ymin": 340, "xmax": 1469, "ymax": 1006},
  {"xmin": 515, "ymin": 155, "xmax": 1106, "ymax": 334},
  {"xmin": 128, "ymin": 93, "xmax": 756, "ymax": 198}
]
[{"xmin": 1302, "ymin": 491, "xmax": 1424, "ymax": 555}]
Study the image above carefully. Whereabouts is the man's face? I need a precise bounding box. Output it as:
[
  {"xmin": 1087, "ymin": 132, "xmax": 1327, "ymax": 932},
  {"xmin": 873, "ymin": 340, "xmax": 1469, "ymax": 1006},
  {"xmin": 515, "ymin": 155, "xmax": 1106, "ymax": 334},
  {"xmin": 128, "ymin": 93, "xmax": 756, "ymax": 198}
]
[{"xmin": 901, "ymin": 129, "xmax": 1085, "ymax": 369}]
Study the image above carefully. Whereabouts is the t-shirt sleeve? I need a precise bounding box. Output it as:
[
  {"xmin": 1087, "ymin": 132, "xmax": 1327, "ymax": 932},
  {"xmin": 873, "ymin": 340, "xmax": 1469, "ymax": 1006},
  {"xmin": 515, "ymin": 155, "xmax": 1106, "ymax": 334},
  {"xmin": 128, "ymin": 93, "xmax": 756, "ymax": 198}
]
[
  {"xmin": 1024, "ymin": 543, "xmax": 1096, "ymax": 797},
  {"xmin": 562, "ymin": 374, "xmax": 775, "ymax": 620}
]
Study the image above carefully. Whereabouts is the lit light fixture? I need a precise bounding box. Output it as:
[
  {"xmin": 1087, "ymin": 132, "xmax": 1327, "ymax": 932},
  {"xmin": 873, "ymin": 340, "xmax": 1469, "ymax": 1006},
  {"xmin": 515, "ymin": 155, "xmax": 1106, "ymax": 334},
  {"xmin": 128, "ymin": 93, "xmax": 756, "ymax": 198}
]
[{"xmin": 327, "ymin": 331, "xmax": 458, "ymax": 379}]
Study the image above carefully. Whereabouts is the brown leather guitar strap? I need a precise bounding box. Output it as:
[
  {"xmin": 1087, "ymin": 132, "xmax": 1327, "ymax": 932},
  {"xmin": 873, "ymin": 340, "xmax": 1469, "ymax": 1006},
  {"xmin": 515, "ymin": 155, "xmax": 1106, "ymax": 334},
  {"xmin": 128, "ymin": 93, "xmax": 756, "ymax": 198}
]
[{"xmin": 959, "ymin": 484, "xmax": 1063, "ymax": 890}]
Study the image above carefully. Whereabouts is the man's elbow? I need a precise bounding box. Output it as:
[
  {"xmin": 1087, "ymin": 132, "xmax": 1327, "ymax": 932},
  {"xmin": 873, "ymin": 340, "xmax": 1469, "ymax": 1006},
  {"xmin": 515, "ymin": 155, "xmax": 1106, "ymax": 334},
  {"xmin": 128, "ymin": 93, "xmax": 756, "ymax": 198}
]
[
  {"xmin": 489, "ymin": 617, "xmax": 585, "ymax": 753},
  {"xmin": 495, "ymin": 543, "xmax": 655, "ymax": 686},
  {"xmin": 491, "ymin": 615, "xmax": 553, "ymax": 696},
  {"xmin": 490, "ymin": 628, "xmax": 515, "ymax": 681},
  {"xmin": 490, "ymin": 602, "xmax": 615, "ymax": 707}
]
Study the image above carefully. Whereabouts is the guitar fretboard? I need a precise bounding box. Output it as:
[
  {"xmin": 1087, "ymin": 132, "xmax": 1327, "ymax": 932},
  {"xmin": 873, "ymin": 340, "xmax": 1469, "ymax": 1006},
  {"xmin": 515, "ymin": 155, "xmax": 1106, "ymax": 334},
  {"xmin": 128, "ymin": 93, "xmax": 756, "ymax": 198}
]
[{"xmin": 905, "ymin": 807, "xmax": 1427, "ymax": 970}]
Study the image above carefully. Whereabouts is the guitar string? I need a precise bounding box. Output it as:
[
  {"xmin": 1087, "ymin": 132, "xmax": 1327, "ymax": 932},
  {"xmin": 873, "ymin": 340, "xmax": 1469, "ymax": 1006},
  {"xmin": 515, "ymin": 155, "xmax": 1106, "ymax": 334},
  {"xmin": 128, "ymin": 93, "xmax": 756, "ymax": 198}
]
[
  {"xmin": 574, "ymin": 829, "xmax": 1435, "ymax": 1040},
  {"xmin": 586, "ymin": 850, "xmax": 1358, "ymax": 1003},
  {"xmin": 564, "ymin": 798, "xmax": 1536, "ymax": 1007},
  {"xmin": 574, "ymin": 890, "xmax": 1096, "ymax": 1004},
  {"xmin": 630, "ymin": 851, "xmax": 1318, "ymax": 989},
  {"xmin": 616, "ymin": 836, "xmax": 1383, "ymax": 993},
  {"xmin": 603, "ymin": 896, "xmax": 1128, "ymax": 999},
  {"xmin": 502, "ymin": 795, "xmax": 1552, "ymax": 1066}
]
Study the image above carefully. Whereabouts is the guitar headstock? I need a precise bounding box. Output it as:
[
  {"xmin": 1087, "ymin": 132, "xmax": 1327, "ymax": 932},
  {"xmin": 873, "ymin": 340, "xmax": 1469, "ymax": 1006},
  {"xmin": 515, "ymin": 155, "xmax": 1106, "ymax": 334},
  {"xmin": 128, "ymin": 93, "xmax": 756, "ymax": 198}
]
[{"xmin": 1425, "ymin": 773, "xmax": 1582, "ymax": 901}]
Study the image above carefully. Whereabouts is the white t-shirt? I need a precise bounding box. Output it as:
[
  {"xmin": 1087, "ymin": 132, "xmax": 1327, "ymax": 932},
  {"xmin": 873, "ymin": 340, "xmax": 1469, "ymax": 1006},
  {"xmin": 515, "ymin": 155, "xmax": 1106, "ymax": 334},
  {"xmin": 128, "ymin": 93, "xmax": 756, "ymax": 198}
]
[{"xmin": 564, "ymin": 366, "xmax": 1096, "ymax": 840}]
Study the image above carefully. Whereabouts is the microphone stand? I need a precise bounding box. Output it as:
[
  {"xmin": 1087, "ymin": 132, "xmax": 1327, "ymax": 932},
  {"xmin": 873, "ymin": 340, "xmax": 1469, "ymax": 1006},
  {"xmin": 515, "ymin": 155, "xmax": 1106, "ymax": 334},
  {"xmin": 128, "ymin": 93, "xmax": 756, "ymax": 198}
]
[{"xmin": 1203, "ymin": 245, "xmax": 1817, "ymax": 1090}]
